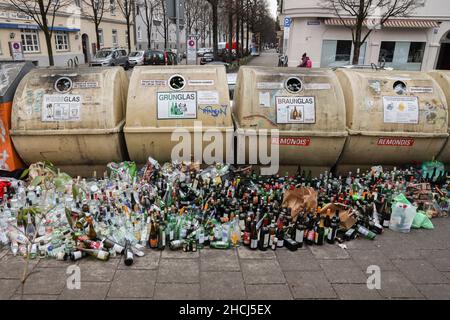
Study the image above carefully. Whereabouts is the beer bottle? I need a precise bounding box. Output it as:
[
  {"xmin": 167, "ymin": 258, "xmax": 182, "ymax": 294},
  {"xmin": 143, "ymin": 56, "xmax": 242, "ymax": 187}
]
[
  {"xmin": 276, "ymin": 225, "xmax": 284, "ymax": 248},
  {"xmin": 356, "ymin": 225, "xmax": 376, "ymax": 240},
  {"xmin": 158, "ymin": 221, "xmax": 166, "ymax": 250}
]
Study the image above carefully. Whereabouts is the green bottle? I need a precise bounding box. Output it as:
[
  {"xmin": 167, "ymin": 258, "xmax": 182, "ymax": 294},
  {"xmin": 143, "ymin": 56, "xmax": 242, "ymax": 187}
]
[{"xmin": 210, "ymin": 241, "xmax": 231, "ymax": 249}]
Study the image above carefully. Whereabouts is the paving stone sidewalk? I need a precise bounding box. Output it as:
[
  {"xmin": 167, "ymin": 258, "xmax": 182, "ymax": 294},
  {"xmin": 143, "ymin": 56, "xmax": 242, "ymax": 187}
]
[{"xmin": 1, "ymin": 218, "xmax": 450, "ymax": 300}]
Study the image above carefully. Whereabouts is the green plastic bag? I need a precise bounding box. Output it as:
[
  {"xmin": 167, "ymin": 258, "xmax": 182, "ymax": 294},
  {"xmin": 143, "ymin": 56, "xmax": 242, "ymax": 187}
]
[
  {"xmin": 392, "ymin": 193, "xmax": 411, "ymax": 206},
  {"xmin": 412, "ymin": 210, "xmax": 434, "ymax": 229}
]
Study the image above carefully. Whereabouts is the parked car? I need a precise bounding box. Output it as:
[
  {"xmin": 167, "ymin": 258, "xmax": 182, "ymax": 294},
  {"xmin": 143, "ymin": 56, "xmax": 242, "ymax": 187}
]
[
  {"xmin": 200, "ymin": 52, "xmax": 214, "ymax": 65},
  {"xmin": 143, "ymin": 50, "xmax": 178, "ymax": 65},
  {"xmin": 128, "ymin": 50, "xmax": 145, "ymax": 67},
  {"xmin": 197, "ymin": 47, "xmax": 212, "ymax": 57},
  {"xmin": 90, "ymin": 48, "xmax": 130, "ymax": 69}
]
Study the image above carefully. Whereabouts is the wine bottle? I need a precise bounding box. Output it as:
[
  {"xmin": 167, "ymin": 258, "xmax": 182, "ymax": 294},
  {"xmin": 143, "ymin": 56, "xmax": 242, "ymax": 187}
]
[
  {"xmin": 124, "ymin": 240, "xmax": 134, "ymax": 266},
  {"xmin": 78, "ymin": 247, "xmax": 109, "ymax": 261}
]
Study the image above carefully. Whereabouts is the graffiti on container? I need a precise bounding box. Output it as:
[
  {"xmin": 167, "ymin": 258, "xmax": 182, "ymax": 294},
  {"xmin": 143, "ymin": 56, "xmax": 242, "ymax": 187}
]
[
  {"xmin": 368, "ymin": 80, "xmax": 381, "ymax": 95},
  {"xmin": 198, "ymin": 105, "xmax": 227, "ymax": 117},
  {"xmin": 423, "ymin": 102, "xmax": 446, "ymax": 125}
]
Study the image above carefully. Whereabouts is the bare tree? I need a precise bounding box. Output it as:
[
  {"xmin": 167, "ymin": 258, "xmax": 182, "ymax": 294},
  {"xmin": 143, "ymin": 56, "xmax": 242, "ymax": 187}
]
[
  {"xmin": 117, "ymin": 0, "xmax": 135, "ymax": 53},
  {"xmin": 155, "ymin": 0, "xmax": 170, "ymax": 49},
  {"xmin": 321, "ymin": 0, "xmax": 423, "ymax": 65},
  {"xmin": 7, "ymin": 0, "xmax": 70, "ymax": 66},
  {"xmin": 139, "ymin": 0, "xmax": 160, "ymax": 49},
  {"xmin": 83, "ymin": 0, "xmax": 107, "ymax": 51},
  {"xmin": 206, "ymin": 0, "xmax": 220, "ymax": 59},
  {"xmin": 185, "ymin": 0, "xmax": 203, "ymax": 36}
]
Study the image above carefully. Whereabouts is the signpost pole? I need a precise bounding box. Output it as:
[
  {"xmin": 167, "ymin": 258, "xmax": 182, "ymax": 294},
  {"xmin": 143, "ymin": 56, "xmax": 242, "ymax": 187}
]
[{"xmin": 176, "ymin": 0, "xmax": 180, "ymax": 63}]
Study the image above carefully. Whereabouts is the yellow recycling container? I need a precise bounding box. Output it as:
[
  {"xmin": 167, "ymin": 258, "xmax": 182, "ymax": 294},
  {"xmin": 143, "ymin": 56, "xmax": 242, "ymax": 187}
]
[
  {"xmin": 335, "ymin": 69, "xmax": 448, "ymax": 173},
  {"xmin": 10, "ymin": 67, "xmax": 129, "ymax": 176},
  {"xmin": 124, "ymin": 65, "xmax": 234, "ymax": 165},
  {"xmin": 233, "ymin": 66, "xmax": 347, "ymax": 174},
  {"xmin": 429, "ymin": 70, "xmax": 450, "ymax": 164}
]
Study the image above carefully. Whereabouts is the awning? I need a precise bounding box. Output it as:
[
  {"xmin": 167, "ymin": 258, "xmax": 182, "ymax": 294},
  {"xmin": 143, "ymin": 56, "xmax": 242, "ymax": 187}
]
[
  {"xmin": 0, "ymin": 23, "xmax": 80, "ymax": 32},
  {"xmin": 323, "ymin": 18, "xmax": 440, "ymax": 28}
]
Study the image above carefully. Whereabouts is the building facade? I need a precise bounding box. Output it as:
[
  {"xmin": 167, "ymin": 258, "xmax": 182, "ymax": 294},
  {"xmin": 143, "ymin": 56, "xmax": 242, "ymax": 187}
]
[
  {"xmin": 135, "ymin": 1, "xmax": 186, "ymax": 52},
  {"xmin": 0, "ymin": 0, "xmax": 134, "ymax": 66},
  {"xmin": 278, "ymin": 0, "xmax": 450, "ymax": 70}
]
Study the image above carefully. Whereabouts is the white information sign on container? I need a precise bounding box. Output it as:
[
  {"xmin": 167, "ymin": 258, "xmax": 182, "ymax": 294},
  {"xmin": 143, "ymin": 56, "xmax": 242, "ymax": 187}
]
[
  {"xmin": 276, "ymin": 96, "xmax": 315, "ymax": 124},
  {"xmin": 197, "ymin": 91, "xmax": 219, "ymax": 105},
  {"xmin": 383, "ymin": 96, "xmax": 419, "ymax": 124},
  {"xmin": 41, "ymin": 94, "xmax": 82, "ymax": 122},
  {"xmin": 157, "ymin": 91, "xmax": 197, "ymax": 119}
]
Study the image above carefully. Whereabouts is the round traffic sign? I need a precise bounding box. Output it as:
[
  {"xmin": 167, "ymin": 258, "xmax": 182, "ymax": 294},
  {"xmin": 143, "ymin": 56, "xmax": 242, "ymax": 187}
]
[
  {"xmin": 13, "ymin": 42, "xmax": 20, "ymax": 50},
  {"xmin": 188, "ymin": 39, "xmax": 195, "ymax": 47}
]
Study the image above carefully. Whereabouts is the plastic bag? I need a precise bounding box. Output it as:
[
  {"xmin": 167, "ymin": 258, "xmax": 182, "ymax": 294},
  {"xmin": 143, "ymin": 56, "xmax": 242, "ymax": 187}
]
[
  {"xmin": 411, "ymin": 210, "xmax": 434, "ymax": 230},
  {"xmin": 389, "ymin": 201, "xmax": 417, "ymax": 233}
]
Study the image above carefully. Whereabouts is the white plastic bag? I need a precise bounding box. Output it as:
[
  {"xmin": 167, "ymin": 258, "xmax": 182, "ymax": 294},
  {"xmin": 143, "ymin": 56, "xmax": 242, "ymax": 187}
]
[{"xmin": 389, "ymin": 202, "xmax": 417, "ymax": 233}]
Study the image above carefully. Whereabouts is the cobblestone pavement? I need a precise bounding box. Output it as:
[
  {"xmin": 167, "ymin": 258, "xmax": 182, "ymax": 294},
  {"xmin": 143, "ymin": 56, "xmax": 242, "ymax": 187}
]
[{"xmin": 1, "ymin": 218, "xmax": 450, "ymax": 300}]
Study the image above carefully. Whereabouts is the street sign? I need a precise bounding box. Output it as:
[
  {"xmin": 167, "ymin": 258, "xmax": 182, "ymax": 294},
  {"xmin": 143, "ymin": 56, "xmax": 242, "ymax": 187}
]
[
  {"xmin": 284, "ymin": 17, "xmax": 292, "ymax": 28},
  {"xmin": 9, "ymin": 41, "xmax": 23, "ymax": 60},
  {"xmin": 187, "ymin": 35, "xmax": 197, "ymax": 65}
]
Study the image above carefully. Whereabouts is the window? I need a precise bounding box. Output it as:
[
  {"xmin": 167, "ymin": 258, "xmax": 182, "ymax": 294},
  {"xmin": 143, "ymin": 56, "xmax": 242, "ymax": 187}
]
[
  {"xmin": 379, "ymin": 41, "xmax": 426, "ymax": 70},
  {"xmin": 320, "ymin": 40, "xmax": 365, "ymax": 67},
  {"xmin": 137, "ymin": 26, "xmax": 142, "ymax": 41},
  {"xmin": 408, "ymin": 42, "xmax": 425, "ymax": 63},
  {"xmin": 55, "ymin": 31, "xmax": 69, "ymax": 51},
  {"xmin": 98, "ymin": 29, "xmax": 104, "ymax": 46},
  {"xmin": 125, "ymin": 30, "xmax": 129, "ymax": 45},
  {"xmin": 379, "ymin": 41, "xmax": 395, "ymax": 63},
  {"xmin": 21, "ymin": 29, "xmax": 40, "ymax": 53},
  {"xmin": 112, "ymin": 29, "xmax": 118, "ymax": 46},
  {"xmin": 75, "ymin": 0, "xmax": 81, "ymax": 7},
  {"xmin": 335, "ymin": 40, "xmax": 352, "ymax": 61},
  {"xmin": 0, "ymin": 41, "xmax": 2, "ymax": 55}
]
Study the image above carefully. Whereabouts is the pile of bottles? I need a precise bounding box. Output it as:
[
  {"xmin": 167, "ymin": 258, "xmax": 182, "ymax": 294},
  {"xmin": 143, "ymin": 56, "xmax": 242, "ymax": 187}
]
[{"xmin": 0, "ymin": 158, "xmax": 449, "ymax": 265}]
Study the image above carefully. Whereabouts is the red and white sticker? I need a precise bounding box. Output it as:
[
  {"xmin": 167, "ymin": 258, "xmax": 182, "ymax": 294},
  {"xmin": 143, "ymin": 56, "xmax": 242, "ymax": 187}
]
[
  {"xmin": 271, "ymin": 137, "xmax": 311, "ymax": 146},
  {"xmin": 377, "ymin": 137, "xmax": 414, "ymax": 147}
]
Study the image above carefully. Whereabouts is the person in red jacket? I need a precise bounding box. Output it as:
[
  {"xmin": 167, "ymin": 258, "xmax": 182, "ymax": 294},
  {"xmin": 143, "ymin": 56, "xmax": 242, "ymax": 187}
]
[{"xmin": 298, "ymin": 53, "xmax": 312, "ymax": 68}]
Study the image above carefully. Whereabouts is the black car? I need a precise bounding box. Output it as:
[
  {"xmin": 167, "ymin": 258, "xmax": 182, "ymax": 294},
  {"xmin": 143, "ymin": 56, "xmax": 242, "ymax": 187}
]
[{"xmin": 200, "ymin": 53, "xmax": 214, "ymax": 65}]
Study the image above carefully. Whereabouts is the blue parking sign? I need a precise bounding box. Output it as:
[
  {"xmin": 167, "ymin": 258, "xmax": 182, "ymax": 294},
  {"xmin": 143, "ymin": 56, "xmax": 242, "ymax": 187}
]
[{"xmin": 284, "ymin": 17, "xmax": 291, "ymax": 28}]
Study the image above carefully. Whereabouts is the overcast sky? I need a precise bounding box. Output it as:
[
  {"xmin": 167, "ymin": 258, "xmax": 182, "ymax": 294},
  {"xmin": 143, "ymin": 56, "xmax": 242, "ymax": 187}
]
[{"xmin": 268, "ymin": 0, "xmax": 278, "ymax": 18}]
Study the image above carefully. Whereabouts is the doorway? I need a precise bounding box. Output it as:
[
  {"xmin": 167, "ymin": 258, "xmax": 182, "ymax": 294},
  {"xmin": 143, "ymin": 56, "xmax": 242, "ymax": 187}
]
[
  {"xmin": 82, "ymin": 34, "xmax": 90, "ymax": 64},
  {"xmin": 436, "ymin": 31, "xmax": 450, "ymax": 70}
]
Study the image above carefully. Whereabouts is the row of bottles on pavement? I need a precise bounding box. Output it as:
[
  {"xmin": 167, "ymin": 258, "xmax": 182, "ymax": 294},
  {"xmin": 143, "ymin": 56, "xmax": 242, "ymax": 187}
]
[{"xmin": 0, "ymin": 158, "xmax": 448, "ymax": 266}]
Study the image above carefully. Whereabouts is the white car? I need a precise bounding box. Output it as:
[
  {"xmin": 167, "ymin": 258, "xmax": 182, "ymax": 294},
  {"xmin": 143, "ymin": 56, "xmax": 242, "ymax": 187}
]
[
  {"xmin": 197, "ymin": 48, "xmax": 212, "ymax": 57},
  {"xmin": 128, "ymin": 50, "xmax": 145, "ymax": 67}
]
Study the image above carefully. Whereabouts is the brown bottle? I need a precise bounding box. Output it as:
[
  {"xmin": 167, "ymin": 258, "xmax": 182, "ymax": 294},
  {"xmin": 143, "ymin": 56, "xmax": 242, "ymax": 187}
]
[{"xmin": 149, "ymin": 220, "xmax": 158, "ymax": 249}]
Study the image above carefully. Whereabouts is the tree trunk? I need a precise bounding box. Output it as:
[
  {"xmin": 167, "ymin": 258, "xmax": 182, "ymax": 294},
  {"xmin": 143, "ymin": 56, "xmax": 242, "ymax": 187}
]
[
  {"xmin": 352, "ymin": 22, "xmax": 363, "ymax": 65},
  {"xmin": 240, "ymin": 0, "xmax": 244, "ymax": 57},
  {"xmin": 95, "ymin": 23, "xmax": 101, "ymax": 50},
  {"xmin": 245, "ymin": 0, "xmax": 249, "ymax": 55},
  {"xmin": 127, "ymin": 17, "xmax": 132, "ymax": 53},
  {"xmin": 209, "ymin": 1, "xmax": 219, "ymax": 60},
  {"xmin": 236, "ymin": 5, "xmax": 240, "ymax": 57},
  {"xmin": 43, "ymin": 29, "xmax": 54, "ymax": 66},
  {"xmin": 228, "ymin": 5, "xmax": 233, "ymax": 63}
]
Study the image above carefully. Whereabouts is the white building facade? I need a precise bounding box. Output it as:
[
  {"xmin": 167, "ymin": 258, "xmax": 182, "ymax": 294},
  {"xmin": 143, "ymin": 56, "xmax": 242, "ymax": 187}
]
[
  {"xmin": 279, "ymin": 0, "xmax": 450, "ymax": 70},
  {"xmin": 135, "ymin": 1, "xmax": 186, "ymax": 52}
]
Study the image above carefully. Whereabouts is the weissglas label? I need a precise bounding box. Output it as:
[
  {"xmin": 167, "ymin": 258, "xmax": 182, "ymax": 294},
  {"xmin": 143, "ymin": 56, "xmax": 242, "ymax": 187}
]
[
  {"xmin": 383, "ymin": 96, "xmax": 419, "ymax": 124},
  {"xmin": 41, "ymin": 94, "xmax": 82, "ymax": 122}
]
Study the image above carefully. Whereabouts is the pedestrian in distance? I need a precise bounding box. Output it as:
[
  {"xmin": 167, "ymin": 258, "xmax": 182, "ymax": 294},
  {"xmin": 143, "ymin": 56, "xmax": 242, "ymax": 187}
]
[{"xmin": 298, "ymin": 53, "xmax": 312, "ymax": 68}]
